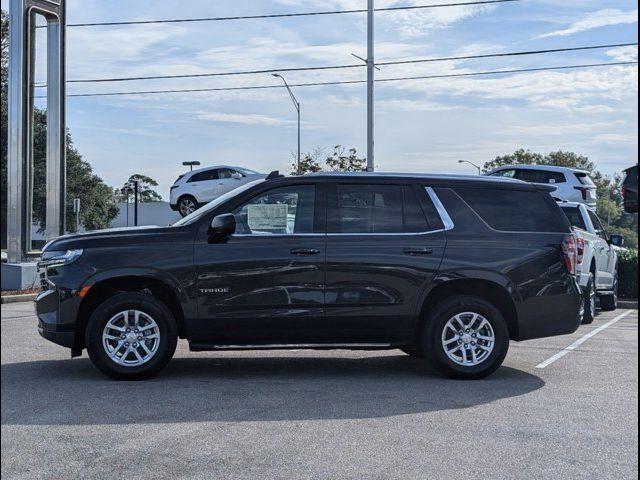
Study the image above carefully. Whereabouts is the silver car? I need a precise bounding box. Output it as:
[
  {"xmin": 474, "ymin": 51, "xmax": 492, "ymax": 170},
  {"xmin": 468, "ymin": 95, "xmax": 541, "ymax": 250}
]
[
  {"xmin": 485, "ymin": 165, "xmax": 597, "ymax": 209},
  {"xmin": 170, "ymin": 165, "xmax": 266, "ymax": 217}
]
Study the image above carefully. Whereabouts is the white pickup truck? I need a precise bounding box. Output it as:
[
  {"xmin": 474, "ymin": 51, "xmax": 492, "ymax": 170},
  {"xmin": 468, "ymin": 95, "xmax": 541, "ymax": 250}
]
[{"xmin": 559, "ymin": 202, "xmax": 624, "ymax": 323}]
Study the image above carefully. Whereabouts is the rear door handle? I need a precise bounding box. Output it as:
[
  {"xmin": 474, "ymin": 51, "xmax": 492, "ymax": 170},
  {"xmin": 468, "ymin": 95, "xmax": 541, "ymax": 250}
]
[
  {"xmin": 403, "ymin": 247, "xmax": 434, "ymax": 256},
  {"xmin": 290, "ymin": 248, "xmax": 320, "ymax": 256}
]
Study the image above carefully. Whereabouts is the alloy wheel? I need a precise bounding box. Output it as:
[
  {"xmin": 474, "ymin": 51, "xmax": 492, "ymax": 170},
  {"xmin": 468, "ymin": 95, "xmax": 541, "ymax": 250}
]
[
  {"xmin": 441, "ymin": 312, "xmax": 495, "ymax": 367},
  {"xmin": 102, "ymin": 310, "xmax": 161, "ymax": 367}
]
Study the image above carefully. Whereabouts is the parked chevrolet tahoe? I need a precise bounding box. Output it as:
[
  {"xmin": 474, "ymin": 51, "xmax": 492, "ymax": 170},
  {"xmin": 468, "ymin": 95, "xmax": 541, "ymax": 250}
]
[{"xmin": 36, "ymin": 172, "xmax": 582, "ymax": 380}]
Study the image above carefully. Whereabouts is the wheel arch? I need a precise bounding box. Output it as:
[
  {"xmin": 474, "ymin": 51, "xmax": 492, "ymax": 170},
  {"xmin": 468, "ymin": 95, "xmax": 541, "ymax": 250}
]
[
  {"xmin": 75, "ymin": 273, "xmax": 188, "ymax": 352},
  {"xmin": 417, "ymin": 278, "xmax": 520, "ymax": 341}
]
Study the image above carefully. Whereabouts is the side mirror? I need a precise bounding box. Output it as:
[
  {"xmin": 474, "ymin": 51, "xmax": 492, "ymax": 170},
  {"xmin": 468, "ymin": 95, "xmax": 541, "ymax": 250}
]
[
  {"xmin": 231, "ymin": 172, "xmax": 243, "ymax": 180},
  {"xmin": 609, "ymin": 234, "xmax": 625, "ymax": 247},
  {"xmin": 208, "ymin": 214, "xmax": 236, "ymax": 242}
]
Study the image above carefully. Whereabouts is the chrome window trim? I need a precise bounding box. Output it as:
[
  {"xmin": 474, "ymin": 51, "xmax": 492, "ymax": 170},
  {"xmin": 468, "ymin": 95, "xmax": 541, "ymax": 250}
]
[
  {"xmin": 231, "ymin": 186, "xmax": 455, "ymax": 237},
  {"xmin": 426, "ymin": 187, "xmax": 455, "ymax": 231}
]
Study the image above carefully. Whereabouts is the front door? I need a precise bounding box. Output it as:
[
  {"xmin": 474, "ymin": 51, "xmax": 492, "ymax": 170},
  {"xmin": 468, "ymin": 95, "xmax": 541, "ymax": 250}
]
[
  {"xmin": 192, "ymin": 183, "xmax": 326, "ymax": 344},
  {"xmin": 324, "ymin": 183, "xmax": 446, "ymax": 344}
]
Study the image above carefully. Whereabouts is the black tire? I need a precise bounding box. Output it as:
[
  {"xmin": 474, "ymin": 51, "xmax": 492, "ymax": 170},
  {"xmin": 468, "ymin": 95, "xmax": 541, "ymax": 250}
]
[
  {"xmin": 599, "ymin": 270, "xmax": 618, "ymax": 312},
  {"xmin": 177, "ymin": 195, "xmax": 198, "ymax": 217},
  {"xmin": 400, "ymin": 346, "xmax": 425, "ymax": 357},
  {"xmin": 581, "ymin": 273, "xmax": 596, "ymax": 324},
  {"xmin": 422, "ymin": 296, "xmax": 509, "ymax": 380},
  {"xmin": 85, "ymin": 292, "xmax": 178, "ymax": 380}
]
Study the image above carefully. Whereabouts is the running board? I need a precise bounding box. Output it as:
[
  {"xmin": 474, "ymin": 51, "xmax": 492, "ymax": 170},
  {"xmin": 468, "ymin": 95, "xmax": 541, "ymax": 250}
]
[{"xmin": 189, "ymin": 342, "xmax": 395, "ymax": 352}]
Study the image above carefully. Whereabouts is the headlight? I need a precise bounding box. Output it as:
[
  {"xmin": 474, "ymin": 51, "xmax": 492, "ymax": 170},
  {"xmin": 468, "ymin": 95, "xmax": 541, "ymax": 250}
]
[{"xmin": 40, "ymin": 249, "xmax": 83, "ymax": 266}]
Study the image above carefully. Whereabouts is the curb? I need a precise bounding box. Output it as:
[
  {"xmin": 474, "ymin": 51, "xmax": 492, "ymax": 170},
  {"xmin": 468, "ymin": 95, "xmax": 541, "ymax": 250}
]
[
  {"xmin": 619, "ymin": 300, "xmax": 639, "ymax": 310},
  {"xmin": 1, "ymin": 293, "xmax": 38, "ymax": 304}
]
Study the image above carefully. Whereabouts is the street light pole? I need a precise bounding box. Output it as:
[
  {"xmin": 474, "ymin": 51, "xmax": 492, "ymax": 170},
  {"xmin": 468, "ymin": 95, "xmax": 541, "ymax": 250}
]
[
  {"xmin": 273, "ymin": 74, "xmax": 301, "ymax": 175},
  {"xmin": 458, "ymin": 160, "xmax": 482, "ymax": 175},
  {"xmin": 366, "ymin": 0, "xmax": 375, "ymax": 172}
]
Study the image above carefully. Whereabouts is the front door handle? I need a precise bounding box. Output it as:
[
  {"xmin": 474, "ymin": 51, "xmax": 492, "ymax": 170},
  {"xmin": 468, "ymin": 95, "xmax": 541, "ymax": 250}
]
[
  {"xmin": 403, "ymin": 247, "xmax": 434, "ymax": 256},
  {"xmin": 290, "ymin": 248, "xmax": 320, "ymax": 256}
]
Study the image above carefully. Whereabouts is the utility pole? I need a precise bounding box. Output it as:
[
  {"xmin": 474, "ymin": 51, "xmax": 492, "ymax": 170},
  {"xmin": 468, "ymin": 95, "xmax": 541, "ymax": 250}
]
[
  {"xmin": 366, "ymin": 0, "xmax": 374, "ymax": 172},
  {"xmin": 133, "ymin": 181, "xmax": 139, "ymax": 226}
]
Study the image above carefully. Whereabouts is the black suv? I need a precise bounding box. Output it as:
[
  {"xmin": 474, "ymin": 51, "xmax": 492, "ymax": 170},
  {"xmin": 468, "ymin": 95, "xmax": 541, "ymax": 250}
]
[
  {"xmin": 622, "ymin": 164, "xmax": 638, "ymax": 214},
  {"xmin": 36, "ymin": 173, "xmax": 582, "ymax": 380}
]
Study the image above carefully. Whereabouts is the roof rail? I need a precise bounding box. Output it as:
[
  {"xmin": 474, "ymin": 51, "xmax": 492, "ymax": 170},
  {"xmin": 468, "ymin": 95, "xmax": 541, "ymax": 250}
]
[{"xmin": 266, "ymin": 170, "xmax": 284, "ymax": 180}]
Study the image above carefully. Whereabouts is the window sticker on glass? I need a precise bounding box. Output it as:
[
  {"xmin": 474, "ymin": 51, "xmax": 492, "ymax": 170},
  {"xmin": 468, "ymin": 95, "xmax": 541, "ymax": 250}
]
[{"xmin": 247, "ymin": 204, "xmax": 288, "ymax": 232}]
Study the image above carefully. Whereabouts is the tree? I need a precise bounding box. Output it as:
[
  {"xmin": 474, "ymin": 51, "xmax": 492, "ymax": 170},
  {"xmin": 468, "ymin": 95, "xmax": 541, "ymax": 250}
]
[
  {"xmin": 482, "ymin": 149, "xmax": 638, "ymax": 248},
  {"xmin": 290, "ymin": 148, "xmax": 324, "ymax": 176},
  {"xmin": 117, "ymin": 174, "xmax": 163, "ymax": 203},
  {"xmin": 291, "ymin": 145, "xmax": 367, "ymax": 175},
  {"xmin": 325, "ymin": 145, "xmax": 367, "ymax": 172},
  {"xmin": 1, "ymin": 9, "xmax": 118, "ymax": 244}
]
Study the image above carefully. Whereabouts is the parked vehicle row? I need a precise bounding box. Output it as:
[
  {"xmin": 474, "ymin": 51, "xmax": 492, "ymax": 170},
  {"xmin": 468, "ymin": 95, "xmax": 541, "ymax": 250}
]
[
  {"xmin": 37, "ymin": 172, "xmax": 583, "ymax": 381},
  {"xmin": 558, "ymin": 201, "xmax": 622, "ymax": 324}
]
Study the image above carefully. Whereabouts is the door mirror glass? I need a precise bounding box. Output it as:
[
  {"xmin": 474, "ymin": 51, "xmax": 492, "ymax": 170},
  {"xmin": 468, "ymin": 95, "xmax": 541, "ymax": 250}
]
[
  {"xmin": 609, "ymin": 234, "xmax": 625, "ymax": 247},
  {"xmin": 208, "ymin": 214, "xmax": 236, "ymax": 242},
  {"xmin": 231, "ymin": 172, "xmax": 243, "ymax": 180}
]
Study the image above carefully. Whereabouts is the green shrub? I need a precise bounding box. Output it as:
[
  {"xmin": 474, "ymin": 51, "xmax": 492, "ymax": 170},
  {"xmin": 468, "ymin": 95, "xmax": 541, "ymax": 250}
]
[{"xmin": 618, "ymin": 249, "xmax": 638, "ymax": 299}]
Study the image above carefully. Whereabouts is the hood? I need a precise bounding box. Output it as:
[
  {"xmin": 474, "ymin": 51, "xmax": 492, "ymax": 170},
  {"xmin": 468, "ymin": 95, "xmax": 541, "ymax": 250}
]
[{"xmin": 43, "ymin": 224, "xmax": 180, "ymax": 252}]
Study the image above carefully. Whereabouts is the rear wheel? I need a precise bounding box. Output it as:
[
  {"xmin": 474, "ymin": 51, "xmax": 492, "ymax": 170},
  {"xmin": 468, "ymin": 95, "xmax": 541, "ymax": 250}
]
[
  {"xmin": 177, "ymin": 195, "xmax": 198, "ymax": 217},
  {"xmin": 581, "ymin": 273, "xmax": 596, "ymax": 324},
  {"xmin": 85, "ymin": 292, "xmax": 178, "ymax": 380},
  {"xmin": 422, "ymin": 296, "xmax": 509, "ymax": 380}
]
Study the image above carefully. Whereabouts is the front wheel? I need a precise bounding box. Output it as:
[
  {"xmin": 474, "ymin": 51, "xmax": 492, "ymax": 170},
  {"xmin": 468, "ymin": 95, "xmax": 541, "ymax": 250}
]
[
  {"xmin": 423, "ymin": 296, "xmax": 509, "ymax": 380},
  {"xmin": 85, "ymin": 292, "xmax": 178, "ymax": 380},
  {"xmin": 599, "ymin": 271, "xmax": 618, "ymax": 312}
]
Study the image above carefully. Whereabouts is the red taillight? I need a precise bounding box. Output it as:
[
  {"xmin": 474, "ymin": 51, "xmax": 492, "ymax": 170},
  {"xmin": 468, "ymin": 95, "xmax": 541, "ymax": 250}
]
[
  {"xmin": 562, "ymin": 234, "xmax": 578, "ymax": 274},
  {"xmin": 576, "ymin": 237, "xmax": 585, "ymax": 265},
  {"xmin": 574, "ymin": 186, "xmax": 589, "ymax": 200}
]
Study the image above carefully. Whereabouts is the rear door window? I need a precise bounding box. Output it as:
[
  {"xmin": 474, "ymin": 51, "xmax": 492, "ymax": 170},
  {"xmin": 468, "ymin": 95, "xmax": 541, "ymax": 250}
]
[
  {"xmin": 455, "ymin": 187, "xmax": 567, "ymax": 232},
  {"xmin": 330, "ymin": 184, "xmax": 432, "ymax": 234},
  {"xmin": 188, "ymin": 169, "xmax": 218, "ymax": 182},
  {"xmin": 560, "ymin": 206, "xmax": 587, "ymax": 230}
]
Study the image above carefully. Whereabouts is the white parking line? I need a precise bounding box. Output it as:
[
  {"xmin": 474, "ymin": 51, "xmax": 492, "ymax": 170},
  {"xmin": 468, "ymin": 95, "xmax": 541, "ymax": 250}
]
[{"xmin": 535, "ymin": 310, "xmax": 634, "ymax": 369}]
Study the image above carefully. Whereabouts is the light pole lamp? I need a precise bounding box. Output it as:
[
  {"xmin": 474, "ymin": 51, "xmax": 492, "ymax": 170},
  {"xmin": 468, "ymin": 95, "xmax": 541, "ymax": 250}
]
[
  {"xmin": 458, "ymin": 160, "xmax": 482, "ymax": 175},
  {"xmin": 182, "ymin": 161, "xmax": 201, "ymax": 171},
  {"xmin": 273, "ymin": 74, "xmax": 301, "ymax": 175}
]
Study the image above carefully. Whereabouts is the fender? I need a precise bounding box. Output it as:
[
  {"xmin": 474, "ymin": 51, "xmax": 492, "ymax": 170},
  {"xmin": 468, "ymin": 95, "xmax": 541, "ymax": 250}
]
[
  {"xmin": 80, "ymin": 266, "xmax": 197, "ymax": 320},
  {"xmin": 415, "ymin": 268, "xmax": 522, "ymax": 317}
]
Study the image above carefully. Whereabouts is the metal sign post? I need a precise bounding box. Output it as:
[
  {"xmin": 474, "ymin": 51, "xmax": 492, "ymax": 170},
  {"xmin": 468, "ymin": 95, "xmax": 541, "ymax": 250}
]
[
  {"xmin": 7, "ymin": 0, "xmax": 66, "ymax": 262},
  {"xmin": 73, "ymin": 198, "xmax": 80, "ymax": 232}
]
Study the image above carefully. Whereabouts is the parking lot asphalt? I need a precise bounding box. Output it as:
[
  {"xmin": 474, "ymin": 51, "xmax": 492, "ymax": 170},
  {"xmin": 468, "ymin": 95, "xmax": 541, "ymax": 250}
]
[{"xmin": 1, "ymin": 303, "xmax": 638, "ymax": 480}]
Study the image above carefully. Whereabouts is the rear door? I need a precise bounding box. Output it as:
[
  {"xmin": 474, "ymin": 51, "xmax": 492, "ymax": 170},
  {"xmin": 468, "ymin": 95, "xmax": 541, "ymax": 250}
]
[
  {"xmin": 190, "ymin": 169, "xmax": 219, "ymax": 202},
  {"xmin": 323, "ymin": 182, "xmax": 446, "ymax": 344}
]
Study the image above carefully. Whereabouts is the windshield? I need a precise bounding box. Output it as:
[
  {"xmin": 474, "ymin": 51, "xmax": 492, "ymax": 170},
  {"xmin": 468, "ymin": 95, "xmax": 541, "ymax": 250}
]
[
  {"xmin": 235, "ymin": 167, "xmax": 260, "ymax": 175},
  {"xmin": 172, "ymin": 179, "xmax": 265, "ymax": 226}
]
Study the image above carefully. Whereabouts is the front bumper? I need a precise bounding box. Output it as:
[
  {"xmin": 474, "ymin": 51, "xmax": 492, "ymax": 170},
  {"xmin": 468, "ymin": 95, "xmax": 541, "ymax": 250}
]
[{"xmin": 36, "ymin": 288, "xmax": 80, "ymax": 349}]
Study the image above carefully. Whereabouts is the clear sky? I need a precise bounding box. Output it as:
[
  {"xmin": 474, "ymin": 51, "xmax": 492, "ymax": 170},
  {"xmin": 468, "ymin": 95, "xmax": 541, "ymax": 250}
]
[{"xmin": 9, "ymin": 0, "xmax": 639, "ymax": 200}]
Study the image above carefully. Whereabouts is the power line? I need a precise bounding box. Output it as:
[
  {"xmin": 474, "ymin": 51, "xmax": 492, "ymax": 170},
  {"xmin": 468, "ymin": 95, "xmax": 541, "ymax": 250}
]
[
  {"xmin": 378, "ymin": 42, "xmax": 639, "ymax": 66},
  {"xmin": 46, "ymin": 61, "xmax": 636, "ymax": 98},
  {"xmin": 34, "ymin": 42, "xmax": 638, "ymax": 86},
  {"xmin": 38, "ymin": 0, "xmax": 520, "ymax": 28}
]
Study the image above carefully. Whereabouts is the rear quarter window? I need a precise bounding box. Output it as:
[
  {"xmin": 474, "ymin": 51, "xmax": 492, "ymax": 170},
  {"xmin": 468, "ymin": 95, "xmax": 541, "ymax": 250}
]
[{"xmin": 455, "ymin": 187, "xmax": 568, "ymax": 233}]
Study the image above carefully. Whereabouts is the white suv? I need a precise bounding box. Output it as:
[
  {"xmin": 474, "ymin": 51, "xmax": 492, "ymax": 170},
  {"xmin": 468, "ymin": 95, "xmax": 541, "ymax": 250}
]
[
  {"xmin": 170, "ymin": 166, "xmax": 265, "ymax": 217},
  {"xmin": 486, "ymin": 165, "xmax": 597, "ymax": 209}
]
